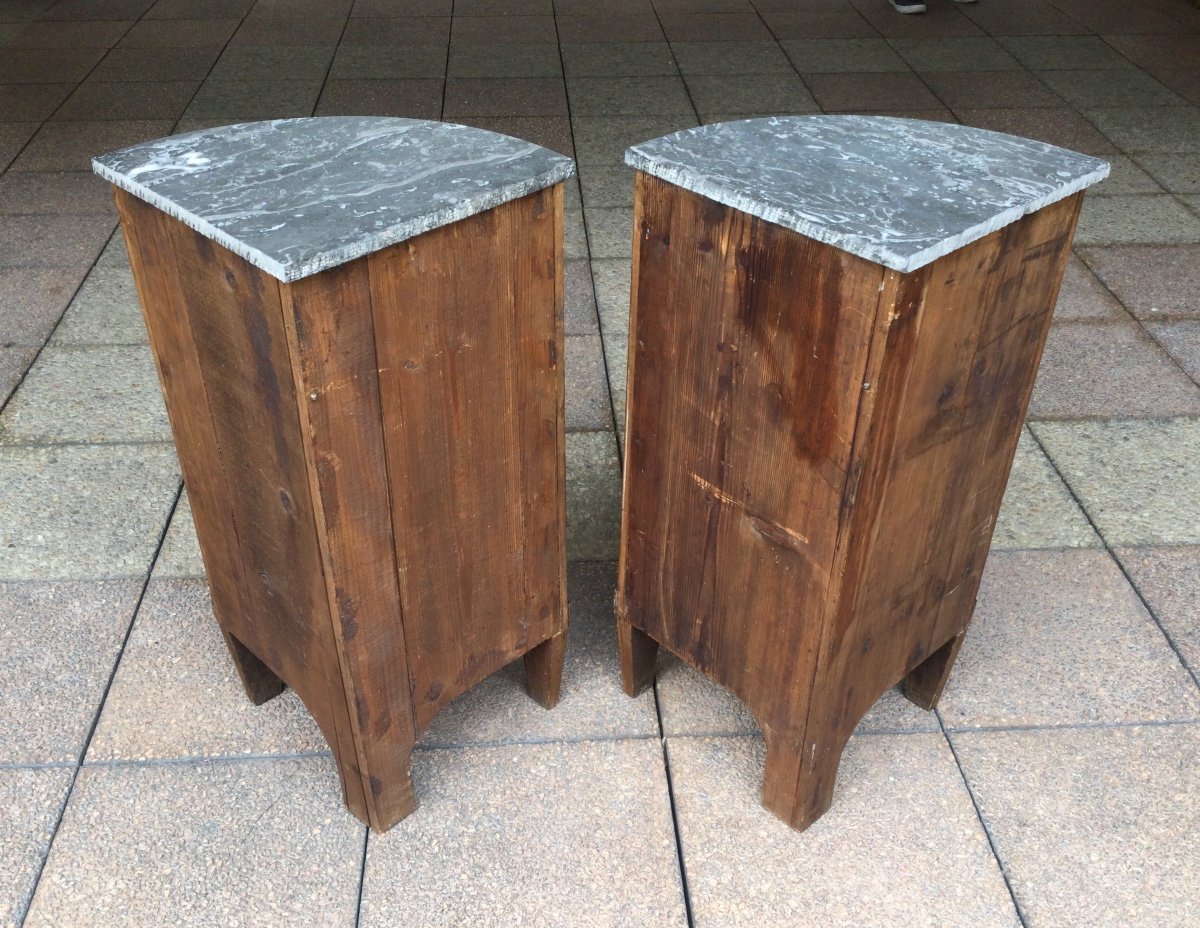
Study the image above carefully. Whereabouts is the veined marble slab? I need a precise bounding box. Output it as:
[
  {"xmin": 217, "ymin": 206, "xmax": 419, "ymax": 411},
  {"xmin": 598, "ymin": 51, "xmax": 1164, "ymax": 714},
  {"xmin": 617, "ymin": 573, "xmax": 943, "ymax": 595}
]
[
  {"xmin": 94, "ymin": 117, "xmax": 576, "ymax": 282},
  {"xmin": 625, "ymin": 116, "xmax": 1108, "ymax": 273}
]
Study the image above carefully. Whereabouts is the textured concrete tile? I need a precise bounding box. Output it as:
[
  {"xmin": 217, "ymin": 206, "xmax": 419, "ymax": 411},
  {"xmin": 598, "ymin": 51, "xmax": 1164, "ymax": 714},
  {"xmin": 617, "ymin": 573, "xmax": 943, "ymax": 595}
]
[
  {"xmin": 658, "ymin": 655, "xmax": 938, "ymax": 737},
  {"xmin": 850, "ymin": 0, "xmax": 985, "ymax": 38},
  {"xmin": 88, "ymin": 579, "xmax": 326, "ymax": 761},
  {"xmin": 578, "ymin": 164, "xmax": 634, "ymax": 209},
  {"xmin": 447, "ymin": 42, "xmax": 560, "ymax": 78},
  {"xmin": 0, "ymin": 580, "xmax": 142, "ymax": 762},
  {"xmin": 998, "ymin": 35, "xmax": 1135, "ymax": 70},
  {"xmin": 443, "ymin": 77, "xmax": 567, "ymax": 117},
  {"xmin": 422, "ymin": 563, "xmax": 658, "ymax": 746},
  {"xmin": 52, "ymin": 80, "xmax": 198, "ymax": 121},
  {"xmin": 756, "ymin": 1, "xmax": 880, "ymax": 40},
  {"xmin": 940, "ymin": 549, "xmax": 1200, "ymax": 729},
  {"xmin": 556, "ymin": 13, "xmax": 666, "ymax": 43},
  {"xmin": 992, "ymin": 429, "xmax": 1101, "ymax": 551},
  {"xmin": 591, "ymin": 258, "xmax": 631, "ymax": 336},
  {"xmin": 1115, "ymin": 545, "xmax": 1200, "ymax": 676},
  {"xmin": 25, "ymin": 758, "xmax": 363, "ymax": 928},
  {"xmin": 1039, "ymin": 68, "xmax": 1188, "ymax": 109},
  {"xmin": 10, "ymin": 120, "xmax": 174, "ymax": 172},
  {"xmin": 361, "ymin": 740, "xmax": 686, "ymax": 928},
  {"xmin": 1134, "ymin": 153, "xmax": 1200, "ymax": 194},
  {"xmin": 0, "ymin": 122, "xmax": 39, "ymax": 171},
  {"xmin": 658, "ymin": 11, "xmax": 765, "ymax": 41},
  {"xmin": 571, "ymin": 115, "xmax": 699, "ymax": 165},
  {"xmin": 567, "ymin": 430, "xmax": 621, "ymax": 561},
  {"xmin": 920, "ymin": 69, "xmax": 1065, "ymax": 109},
  {"xmin": 1075, "ymin": 195, "xmax": 1200, "ymax": 246},
  {"xmin": 890, "ymin": 36, "xmax": 1021, "ymax": 71},
  {"xmin": 0, "ymin": 171, "xmax": 116, "ymax": 215},
  {"xmin": 563, "ymin": 259, "xmax": 599, "ymax": 335},
  {"xmin": 952, "ymin": 726, "xmax": 1200, "ymax": 928},
  {"xmin": 959, "ymin": 0, "xmax": 1089, "ymax": 36},
  {"xmin": 560, "ymin": 42, "xmax": 678, "ymax": 77},
  {"xmin": 1086, "ymin": 106, "xmax": 1200, "ymax": 154},
  {"xmin": 0, "ymin": 215, "xmax": 115, "ymax": 269},
  {"xmin": 50, "ymin": 263, "xmax": 147, "ymax": 346},
  {"xmin": 119, "ymin": 17, "xmax": 240, "ymax": 46},
  {"xmin": 229, "ymin": 15, "xmax": 349, "ymax": 46},
  {"xmin": 1053, "ymin": 255, "xmax": 1128, "ymax": 322},
  {"xmin": 807, "ymin": 71, "xmax": 943, "ymax": 111},
  {"xmin": 685, "ymin": 72, "xmax": 818, "ymax": 118},
  {"xmin": 0, "ymin": 84, "xmax": 73, "ymax": 121},
  {"xmin": 1103, "ymin": 32, "xmax": 1200, "ymax": 70},
  {"xmin": 451, "ymin": 13, "xmax": 556, "ymax": 43},
  {"xmin": 1079, "ymin": 245, "xmax": 1200, "ymax": 319},
  {"xmin": 565, "ymin": 334, "xmax": 613, "ymax": 431},
  {"xmin": 6, "ymin": 18, "xmax": 133, "ymax": 46},
  {"xmin": 184, "ymin": 79, "xmax": 323, "ymax": 119},
  {"xmin": 602, "ymin": 331, "xmax": 628, "ymax": 430},
  {"xmin": 0, "ymin": 768, "xmax": 72, "ymax": 928},
  {"xmin": 0, "ymin": 47, "xmax": 105, "ymax": 82},
  {"xmin": 1028, "ymin": 322, "xmax": 1200, "ymax": 420},
  {"xmin": 584, "ymin": 206, "xmax": 632, "ymax": 259},
  {"xmin": 567, "ymin": 76, "xmax": 693, "ymax": 116},
  {"xmin": 89, "ymin": 45, "xmax": 222, "ymax": 81},
  {"xmin": 329, "ymin": 43, "xmax": 446, "ymax": 79},
  {"xmin": 564, "ymin": 200, "xmax": 589, "ymax": 259},
  {"xmin": 316, "ymin": 78, "xmax": 442, "ymax": 118},
  {"xmin": 1089, "ymin": 154, "xmax": 1164, "ymax": 196},
  {"xmin": 154, "ymin": 494, "xmax": 204, "ymax": 579},
  {"xmin": 782, "ymin": 37, "xmax": 907, "ymax": 73},
  {"xmin": 1146, "ymin": 320, "xmax": 1200, "ymax": 381},
  {"xmin": 1032, "ymin": 418, "xmax": 1200, "ymax": 546},
  {"xmin": 0, "ymin": 345, "xmax": 169, "ymax": 444},
  {"xmin": 0, "ymin": 444, "xmax": 180, "ymax": 580},
  {"xmin": 671, "ymin": 40, "xmax": 795, "ymax": 75},
  {"xmin": 0, "ymin": 266, "xmax": 89, "ymax": 347},
  {"xmin": 453, "ymin": 115, "xmax": 574, "ymax": 156},
  {"xmin": 1151, "ymin": 68, "xmax": 1200, "ymax": 106},
  {"xmin": 208, "ymin": 44, "xmax": 334, "ymax": 80},
  {"xmin": 954, "ymin": 107, "xmax": 1116, "ymax": 156},
  {"xmin": 0, "ymin": 347, "xmax": 35, "ymax": 405},
  {"xmin": 668, "ymin": 734, "xmax": 1020, "ymax": 928}
]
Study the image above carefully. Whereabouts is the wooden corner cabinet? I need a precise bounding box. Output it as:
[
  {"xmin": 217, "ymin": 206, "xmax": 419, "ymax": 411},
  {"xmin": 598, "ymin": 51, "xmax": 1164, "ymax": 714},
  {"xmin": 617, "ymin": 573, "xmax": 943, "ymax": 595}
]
[
  {"xmin": 616, "ymin": 116, "xmax": 1108, "ymax": 831},
  {"xmin": 94, "ymin": 117, "xmax": 575, "ymax": 831}
]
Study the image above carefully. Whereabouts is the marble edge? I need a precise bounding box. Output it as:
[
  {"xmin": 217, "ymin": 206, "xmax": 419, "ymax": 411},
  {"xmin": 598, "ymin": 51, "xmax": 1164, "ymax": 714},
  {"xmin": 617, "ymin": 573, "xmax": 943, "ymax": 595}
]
[
  {"xmin": 623, "ymin": 149, "xmax": 1109, "ymax": 274},
  {"xmin": 92, "ymin": 156, "xmax": 576, "ymax": 283}
]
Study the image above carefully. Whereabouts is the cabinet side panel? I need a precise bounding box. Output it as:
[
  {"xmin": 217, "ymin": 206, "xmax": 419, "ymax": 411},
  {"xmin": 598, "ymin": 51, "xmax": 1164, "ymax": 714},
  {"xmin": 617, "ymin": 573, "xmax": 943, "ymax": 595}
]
[
  {"xmin": 618, "ymin": 176, "xmax": 883, "ymax": 738},
  {"xmin": 369, "ymin": 188, "xmax": 565, "ymax": 732}
]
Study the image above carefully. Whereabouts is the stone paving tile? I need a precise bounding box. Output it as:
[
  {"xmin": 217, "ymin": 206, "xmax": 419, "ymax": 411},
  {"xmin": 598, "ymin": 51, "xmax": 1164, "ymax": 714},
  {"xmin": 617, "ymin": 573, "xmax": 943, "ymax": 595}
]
[
  {"xmin": 0, "ymin": 768, "xmax": 72, "ymax": 928},
  {"xmin": 954, "ymin": 107, "xmax": 1117, "ymax": 155},
  {"xmin": 1032, "ymin": 418, "xmax": 1200, "ymax": 547},
  {"xmin": 0, "ymin": 84, "xmax": 74, "ymax": 122},
  {"xmin": 1079, "ymin": 245, "xmax": 1200, "ymax": 319},
  {"xmin": 685, "ymin": 72, "xmax": 819, "ymax": 118},
  {"xmin": 1089, "ymin": 154, "xmax": 1165, "ymax": 196},
  {"xmin": 230, "ymin": 15, "xmax": 349, "ymax": 46},
  {"xmin": 447, "ymin": 42, "xmax": 561, "ymax": 78},
  {"xmin": 602, "ymin": 331, "xmax": 628, "ymax": 429},
  {"xmin": 52, "ymin": 79, "xmax": 199, "ymax": 121},
  {"xmin": 0, "ymin": 47, "xmax": 106, "ymax": 83},
  {"xmin": 0, "ymin": 215, "xmax": 114, "ymax": 270},
  {"xmin": 245, "ymin": 0, "xmax": 353, "ymax": 19},
  {"xmin": 1115, "ymin": 545, "xmax": 1200, "ymax": 677},
  {"xmin": 578, "ymin": 164, "xmax": 634, "ymax": 209},
  {"xmin": 851, "ymin": 0, "xmax": 986, "ymax": 37},
  {"xmin": 154, "ymin": 494, "xmax": 203, "ymax": 579},
  {"xmin": 0, "ymin": 579, "xmax": 142, "ymax": 763},
  {"xmin": 1152, "ymin": 68, "xmax": 1200, "ymax": 106},
  {"xmin": 756, "ymin": 1, "xmax": 879, "ymax": 40},
  {"xmin": 571, "ymin": 114, "xmax": 699, "ymax": 165},
  {"xmin": 0, "ymin": 443, "xmax": 180, "ymax": 580},
  {"xmin": 24, "ymin": 757, "xmax": 364, "ymax": 928},
  {"xmin": 184, "ymin": 79, "xmax": 324, "ymax": 119},
  {"xmin": 10, "ymin": 119, "xmax": 174, "ymax": 172},
  {"xmin": 88, "ymin": 44, "xmax": 222, "ymax": 81},
  {"xmin": 566, "ymin": 76, "xmax": 694, "ymax": 117},
  {"xmin": 668, "ymin": 733, "xmax": 1020, "ymax": 928},
  {"xmin": 1104, "ymin": 31, "xmax": 1200, "ymax": 70},
  {"xmin": 0, "ymin": 266, "xmax": 90, "ymax": 347},
  {"xmin": 670, "ymin": 40, "xmax": 796, "ymax": 75},
  {"xmin": 951, "ymin": 725, "xmax": 1200, "ymax": 928},
  {"xmin": 590, "ymin": 257, "xmax": 630, "ymax": 334},
  {"xmin": 889, "ymin": 35, "xmax": 1021, "ymax": 71},
  {"xmin": 351, "ymin": 0, "xmax": 450, "ymax": 12},
  {"xmin": 658, "ymin": 11, "xmax": 772, "ymax": 42},
  {"xmin": 940, "ymin": 549, "xmax": 1200, "ymax": 729},
  {"xmin": 0, "ymin": 344, "xmax": 169, "ymax": 444},
  {"xmin": 556, "ymin": 14, "xmax": 667, "ymax": 43},
  {"xmin": 452, "ymin": 13, "xmax": 556, "ymax": 44},
  {"xmin": 49, "ymin": 264, "xmax": 147, "ymax": 346},
  {"xmin": 1133, "ymin": 153, "xmax": 1200, "ymax": 194},
  {"xmin": 422, "ymin": 563, "xmax": 659, "ymax": 746},
  {"xmin": 920, "ymin": 69, "xmax": 1064, "ymax": 109},
  {"xmin": 1027, "ymin": 322, "xmax": 1200, "ymax": 420},
  {"xmin": 1075, "ymin": 194, "xmax": 1200, "ymax": 246},
  {"xmin": 6, "ymin": 18, "xmax": 133, "ymax": 46},
  {"xmin": 361, "ymin": 740, "xmax": 687, "ymax": 928},
  {"xmin": 1085, "ymin": 106, "xmax": 1200, "ymax": 153},
  {"xmin": 316, "ymin": 78, "xmax": 442, "ymax": 118},
  {"xmin": 0, "ymin": 122, "xmax": 39, "ymax": 171},
  {"xmin": 443, "ymin": 77, "xmax": 568, "ymax": 118},
  {"xmin": 781, "ymin": 37, "xmax": 906, "ymax": 72},
  {"xmin": 208, "ymin": 44, "xmax": 336, "ymax": 81},
  {"xmin": 807, "ymin": 71, "xmax": 943, "ymax": 111},
  {"xmin": 87, "ymin": 578, "xmax": 326, "ymax": 761},
  {"xmin": 1039, "ymin": 68, "xmax": 1187, "ymax": 109},
  {"xmin": 561, "ymin": 258, "xmax": 597, "ymax": 336},
  {"xmin": 584, "ymin": 206, "xmax": 633, "ymax": 259},
  {"xmin": 998, "ymin": 35, "xmax": 1135, "ymax": 70},
  {"xmin": 566, "ymin": 430, "xmax": 621, "ymax": 561},
  {"xmin": 960, "ymin": 0, "xmax": 1089, "ymax": 36},
  {"xmin": 564, "ymin": 334, "xmax": 612, "ymax": 431},
  {"xmin": 119, "ymin": 17, "xmax": 240, "ymax": 46},
  {"xmin": 658, "ymin": 657, "xmax": 938, "ymax": 737},
  {"xmin": 328, "ymin": 43, "xmax": 446, "ymax": 79},
  {"xmin": 0, "ymin": 171, "xmax": 116, "ymax": 215},
  {"xmin": 560, "ymin": 42, "xmax": 678, "ymax": 78},
  {"xmin": 450, "ymin": 114, "xmax": 575, "ymax": 156},
  {"xmin": 0, "ymin": 347, "xmax": 36, "ymax": 406},
  {"xmin": 1145, "ymin": 319, "xmax": 1200, "ymax": 381},
  {"xmin": 1052, "ymin": 254, "xmax": 1128, "ymax": 322},
  {"xmin": 991, "ymin": 429, "xmax": 1101, "ymax": 551}
]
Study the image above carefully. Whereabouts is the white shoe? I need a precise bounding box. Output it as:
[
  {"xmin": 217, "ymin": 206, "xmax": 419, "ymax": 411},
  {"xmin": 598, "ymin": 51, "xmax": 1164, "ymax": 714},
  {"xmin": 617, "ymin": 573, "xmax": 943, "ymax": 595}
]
[{"xmin": 890, "ymin": 0, "xmax": 927, "ymax": 12}]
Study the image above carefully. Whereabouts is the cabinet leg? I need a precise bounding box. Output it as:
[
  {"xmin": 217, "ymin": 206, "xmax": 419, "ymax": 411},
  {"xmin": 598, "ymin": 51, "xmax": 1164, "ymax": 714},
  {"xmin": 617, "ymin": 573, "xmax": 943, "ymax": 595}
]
[
  {"xmin": 337, "ymin": 740, "xmax": 418, "ymax": 833},
  {"xmin": 524, "ymin": 631, "xmax": 567, "ymax": 709},
  {"xmin": 222, "ymin": 631, "xmax": 285, "ymax": 705},
  {"xmin": 617, "ymin": 620, "xmax": 659, "ymax": 697},
  {"xmin": 761, "ymin": 732, "xmax": 846, "ymax": 832},
  {"xmin": 899, "ymin": 630, "xmax": 967, "ymax": 710}
]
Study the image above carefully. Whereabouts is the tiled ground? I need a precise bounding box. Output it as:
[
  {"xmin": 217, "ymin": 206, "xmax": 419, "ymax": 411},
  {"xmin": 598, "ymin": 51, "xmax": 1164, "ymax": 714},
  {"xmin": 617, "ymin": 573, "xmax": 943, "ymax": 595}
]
[{"xmin": 1, "ymin": 0, "xmax": 1198, "ymax": 925}]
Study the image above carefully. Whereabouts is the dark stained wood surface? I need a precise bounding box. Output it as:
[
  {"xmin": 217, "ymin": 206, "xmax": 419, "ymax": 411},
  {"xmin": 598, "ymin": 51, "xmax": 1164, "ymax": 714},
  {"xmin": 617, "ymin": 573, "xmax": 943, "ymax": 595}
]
[{"xmin": 617, "ymin": 172, "xmax": 1082, "ymax": 831}]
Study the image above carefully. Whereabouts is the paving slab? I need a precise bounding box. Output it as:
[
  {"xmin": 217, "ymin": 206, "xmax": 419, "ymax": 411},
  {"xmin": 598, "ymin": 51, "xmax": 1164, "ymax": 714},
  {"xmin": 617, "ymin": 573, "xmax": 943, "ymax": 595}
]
[
  {"xmin": 684, "ymin": 72, "xmax": 819, "ymax": 119},
  {"xmin": 991, "ymin": 429, "xmax": 1101, "ymax": 551},
  {"xmin": 1075, "ymin": 194, "xmax": 1200, "ymax": 245},
  {"xmin": 1038, "ymin": 68, "xmax": 1188, "ymax": 109},
  {"xmin": 782, "ymin": 37, "xmax": 907, "ymax": 73},
  {"xmin": 0, "ymin": 215, "xmax": 115, "ymax": 270},
  {"xmin": 315, "ymin": 79, "xmax": 443, "ymax": 119},
  {"xmin": 954, "ymin": 107, "xmax": 1117, "ymax": 155},
  {"xmin": 0, "ymin": 443, "xmax": 180, "ymax": 580},
  {"xmin": 1145, "ymin": 319, "xmax": 1200, "ymax": 381},
  {"xmin": 667, "ymin": 733, "xmax": 1020, "ymax": 928},
  {"xmin": 0, "ymin": 266, "xmax": 90, "ymax": 347},
  {"xmin": 0, "ymin": 579, "xmax": 142, "ymax": 763},
  {"xmin": 87, "ymin": 578, "xmax": 326, "ymax": 761},
  {"xmin": 52, "ymin": 80, "xmax": 199, "ymax": 121},
  {"xmin": 230, "ymin": 15, "xmax": 348, "ymax": 46},
  {"xmin": 0, "ymin": 171, "xmax": 116, "ymax": 215},
  {"xmin": 1085, "ymin": 106, "xmax": 1200, "ymax": 153},
  {"xmin": 49, "ymin": 262, "xmax": 147, "ymax": 346},
  {"xmin": 566, "ymin": 430, "xmax": 621, "ymax": 561},
  {"xmin": 997, "ymin": 35, "xmax": 1135, "ymax": 70},
  {"xmin": 570, "ymin": 115, "xmax": 700, "ymax": 165},
  {"xmin": 447, "ymin": 42, "xmax": 561, "ymax": 78},
  {"xmin": 565, "ymin": 334, "xmax": 613, "ymax": 431},
  {"xmin": 0, "ymin": 346, "xmax": 35, "ymax": 406},
  {"xmin": 0, "ymin": 768, "xmax": 72, "ymax": 928},
  {"xmin": 583, "ymin": 206, "xmax": 632, "ymax": 259},
  {"xmin": 806, "ymin": 71, "xmax": 943, "ymax": 111},
  {"xmin": 88, "ymin": 45, "xmax": 222, "ymax": 81},
  {"xmin": 1087, "ymin": 154, "xmax": 1164, "ymax": 196},
  {"xmin": 24, "ymin": 757, "xmax": 364, "ymax": 928},
  {"xmin": 153, "ymin": 493, "xmax": 203, "ymax": 579},
  {"xmin": 1032, "ymin": 417, "xmax": 1200, "ymax": 547},
  {"xmin": 578, "ymin": 164, "xmax": 634, "ymax": 209},
  {"xmin": 207, "ymin": 44, "xmax": 335, "ymax": 81},
  {"xmin": 0, "ymin": 345, "xmax": 169, "ymax": 444},
  {"xmin": 451, "ymin": 13, "xmax": 556, "ymax": 44},
  {"xmin": 443, "ymin": 77, "xmax": 568, "ymax": 118},
  {"xmin": 952, "ymin": 725, "xmax": 1200, "ymax": 928},
  {"xmin": 890, "ymin": 36, "xmax": 1021, "ymax": 71},
  {"xmin": 566, "ymin": 76, "xmax": 694, "ymax": 117},
  {"xmin": 329, "ymin": 43, "xmax": 447, "ymax": 79},
  {"xmin": 1115, "ymin": 545, "xmax": 1200, "ymax": 678},
  {"xmin": 10, "ymin": 120, "xmax": 174, "ymax": 172},
  {"xmin": 1078, "ymin": 244, "xmax": 1200, "ymax": 319},
  {"xmin": 119, "ymin": 18, "xmax": 240, "ymax": 47},
  {"xmin": 601, "ymin": 331, "xmax": 628, "ymax": 430},
  {"xmin": 850, "ymin": 0, "xmax": 985, "ymax": 39},
  {"xmin": 919, "ymin": 69, "xmax": 1065, "ymax": 110},
  {"xmin": 756, "ymin": 1, "xmax": 879, "ymax": 40},
  {"xmin": 421, "ymin": 563, "xmax": 659, "ymax": 746},
  {"xmin": 590, "ymin": 258, "xmax": 631, "ymax": 335},
  {"xmin": 1133, "ymin": 153, "xmax": 1200, "ymax": 194},
  {"xmin": 1027, "ymin": 322, "xmax": 1200, "ymax": 420},
  {"xmin": 940, "ymin": 549, "xmax": 1200, "ymax": 729},
  {"xmin": 361, "ymin": 739, "xmax": 687, "ymax": 928},
  {"xmin": 558, "ymin": 13, "xmax": 666, "ymax": 44},
  {"xmin": 183, "ymin": 79, "xmax": 324, "ymax": 120},
  {"xmin": 1052, "ymin": 254, "xmax": 1128, "ymax": 322},
  {"xmin": 563, "ymin": 258, "xmax": 599, "ymax": 335},
  {"xmin": 560, "ymin": 42, "xmax": 679, "ymax": 78},
  {"xmin": 0, "ymin": 122, "xmax": 39, "ymax": 172},
  {"xmin": 671, "ymin": 40, "xmax": 795, "ymax": 76}
]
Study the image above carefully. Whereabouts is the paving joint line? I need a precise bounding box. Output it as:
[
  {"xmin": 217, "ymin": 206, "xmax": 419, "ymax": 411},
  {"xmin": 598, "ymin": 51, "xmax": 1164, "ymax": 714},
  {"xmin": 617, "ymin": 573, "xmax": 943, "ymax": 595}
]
[
  {"xmin": 312, "ymin": 7, "xmax": 355, "ymax": 120},
  {"xmin": 651, "ymin": 675, "xmax": 697, "ymax": 928}
]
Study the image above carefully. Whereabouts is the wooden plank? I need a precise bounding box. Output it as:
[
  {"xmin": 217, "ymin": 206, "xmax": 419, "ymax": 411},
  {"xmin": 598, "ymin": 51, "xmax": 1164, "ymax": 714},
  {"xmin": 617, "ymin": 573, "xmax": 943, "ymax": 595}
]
[
  {"xmin": 278, "ymin": 258, "xmax": 418, "ymax": 831},
  {"xmin": 369, "ymin": 188, "xmax": 566, "ymax": 733}
]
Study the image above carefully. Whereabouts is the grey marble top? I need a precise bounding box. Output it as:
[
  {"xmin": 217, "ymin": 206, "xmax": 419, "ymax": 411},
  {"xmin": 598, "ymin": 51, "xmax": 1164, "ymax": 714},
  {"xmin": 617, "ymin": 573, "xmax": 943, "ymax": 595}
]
[
  {"xmin": 625, "ymin": 116, "xmax": 1108, "ymax": 273},
  {"xmin": 94, "ymin": 117, "xmax": 576, "ymax": 282}
]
